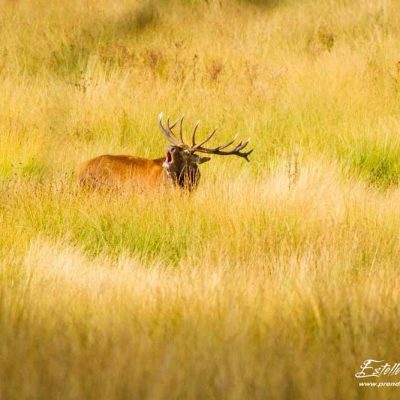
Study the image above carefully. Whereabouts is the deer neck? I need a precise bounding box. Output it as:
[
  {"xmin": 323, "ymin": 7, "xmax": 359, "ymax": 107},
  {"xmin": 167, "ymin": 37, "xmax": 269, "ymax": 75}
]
[{"xmin": 162, "ymin": 166, "xmax": 199, "ymax": 191}]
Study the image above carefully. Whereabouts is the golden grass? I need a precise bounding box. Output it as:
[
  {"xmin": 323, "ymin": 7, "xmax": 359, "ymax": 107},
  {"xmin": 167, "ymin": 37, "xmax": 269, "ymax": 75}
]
[{"xmin": 1, "ymin": 0, "xmax": 400, "ymax": 398}]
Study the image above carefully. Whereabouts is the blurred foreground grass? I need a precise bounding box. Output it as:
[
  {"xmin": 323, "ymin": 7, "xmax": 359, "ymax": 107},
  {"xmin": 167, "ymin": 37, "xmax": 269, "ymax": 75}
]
[{"xmin": 1, "ymin": 0, "xmax": 400, "ymax": 398}]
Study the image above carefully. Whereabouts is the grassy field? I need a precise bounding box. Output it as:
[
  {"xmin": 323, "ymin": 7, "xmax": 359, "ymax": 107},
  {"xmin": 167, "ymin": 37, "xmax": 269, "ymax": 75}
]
[{"xmin": 1, "ymin": 0, "xmax": 400, "ymax": 398}]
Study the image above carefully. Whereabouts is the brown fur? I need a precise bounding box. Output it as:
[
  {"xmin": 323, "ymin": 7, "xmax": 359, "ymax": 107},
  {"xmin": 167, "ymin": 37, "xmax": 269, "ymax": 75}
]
[{"xmin": 77, "ymin": 155, "xmax": 167, "ymax": 191}]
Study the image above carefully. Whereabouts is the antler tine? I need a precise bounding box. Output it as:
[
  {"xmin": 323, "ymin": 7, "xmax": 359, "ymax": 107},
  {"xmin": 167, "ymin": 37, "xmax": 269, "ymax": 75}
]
[
  {"xmin": 166, "ymin": 116, "xmax": 172, "ymax": 128},
  {"xmin": 191, "ymin": 121, "xmax": 200, "ymax": 147},
  {"xmin": 232, "ymin": 140, "xmax": 249, "ymax": 152},
  {"xmin": 241, "ymin": 148, "xmax": 254, "ymax": 162},
  {"xmin": 229, "ymin": 141, "xmax": 247, "ymax": 152},
  {"xmin": 192, "ymin": 128, "xmax": 217, "ymax": 150},
  {"xmin": 179, "ymin": 115, "xmax": 185, "ymax": 143},
  {"xmin": 168, "ymin": 115, "xmax": 182, "ymax": 130},
  {"xmin": 158, "ymin": 112, "xmax": 182, "ymax": 146},
  {"xmin": 213, "ymin": 135, "xmax": 238, "ymax": 151}
]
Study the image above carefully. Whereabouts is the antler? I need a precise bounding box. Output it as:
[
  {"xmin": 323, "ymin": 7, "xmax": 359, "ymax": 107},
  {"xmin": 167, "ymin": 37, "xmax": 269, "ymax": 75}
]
[
  {"xmin": 158, "ymin": 113, "xmax": 185, "ymax": 146},
  {"xmin": 193, "ymin": 137, "xmax": 253, "ymax": 161},
  {"xmin": 190, "ymin": 121, "xmax": 253, "ymax": 161},
  {"xmin": 158, "ymin": 113, "xmax": 253, "ymax": 161}
]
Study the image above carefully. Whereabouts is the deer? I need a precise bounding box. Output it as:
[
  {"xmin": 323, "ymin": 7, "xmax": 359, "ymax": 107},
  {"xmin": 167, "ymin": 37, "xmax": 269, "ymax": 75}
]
[{"xmin": 77, "ymin": 113, "xmax": 253, "ymax": 191}]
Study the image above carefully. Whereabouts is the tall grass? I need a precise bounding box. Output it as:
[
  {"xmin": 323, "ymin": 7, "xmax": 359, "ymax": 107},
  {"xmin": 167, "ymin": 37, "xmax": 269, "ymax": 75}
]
[{"xmin": 1, "ymin": 0, "xmax": 400, "ymax": 398}]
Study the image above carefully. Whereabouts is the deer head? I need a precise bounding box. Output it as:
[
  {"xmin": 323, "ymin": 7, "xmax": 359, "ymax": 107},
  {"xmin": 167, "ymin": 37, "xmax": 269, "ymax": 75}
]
[{"xmin": 158, "ymin": 113, "xmax": 253, "ymax": 190}]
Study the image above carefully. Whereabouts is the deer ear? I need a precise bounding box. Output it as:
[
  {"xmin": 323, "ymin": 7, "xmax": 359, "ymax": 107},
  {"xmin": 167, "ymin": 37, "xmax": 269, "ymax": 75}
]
[{"xmin": 197, "ymin": 156, "xmax": 211, "ymax": 164}]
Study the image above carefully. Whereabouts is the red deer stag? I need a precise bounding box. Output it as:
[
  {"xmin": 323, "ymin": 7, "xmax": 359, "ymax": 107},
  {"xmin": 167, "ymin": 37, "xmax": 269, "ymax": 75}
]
[{"xmin": 77, "ymin": 113, "xmax": 253, "ymax": 191}]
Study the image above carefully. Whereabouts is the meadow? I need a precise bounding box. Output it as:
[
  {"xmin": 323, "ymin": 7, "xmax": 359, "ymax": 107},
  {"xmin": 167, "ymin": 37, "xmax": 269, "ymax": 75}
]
[{"xmin": 1, "ymin": 0, "xmax": 400, "ymax": 398}]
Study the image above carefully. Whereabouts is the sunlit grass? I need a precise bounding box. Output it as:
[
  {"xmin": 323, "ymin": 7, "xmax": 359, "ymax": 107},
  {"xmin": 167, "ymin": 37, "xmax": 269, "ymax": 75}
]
[{"xmin": 1, "ymin": 0, "xmax": 400, "ymax": 398}]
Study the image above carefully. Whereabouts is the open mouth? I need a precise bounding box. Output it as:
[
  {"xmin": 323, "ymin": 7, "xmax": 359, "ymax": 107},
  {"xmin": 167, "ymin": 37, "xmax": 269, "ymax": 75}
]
[{"xmin": 165, "ymin": 150, "xmax": 173, "ymax": 164}]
